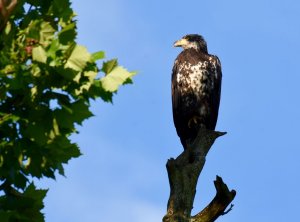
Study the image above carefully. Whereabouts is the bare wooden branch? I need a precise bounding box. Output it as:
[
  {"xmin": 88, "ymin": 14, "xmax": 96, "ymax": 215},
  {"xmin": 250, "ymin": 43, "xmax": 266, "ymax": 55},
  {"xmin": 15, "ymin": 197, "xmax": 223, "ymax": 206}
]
[
  {"xmin": 163, "ymin": 129, "xmax": 236, "ymax": 222},
  {"xmin": 191, "ymin": 176, "xmax": 236, "ymax": 222},
  {"xmin": 0, "ymin": 0, "xmax": 17, "ymax": 32}
]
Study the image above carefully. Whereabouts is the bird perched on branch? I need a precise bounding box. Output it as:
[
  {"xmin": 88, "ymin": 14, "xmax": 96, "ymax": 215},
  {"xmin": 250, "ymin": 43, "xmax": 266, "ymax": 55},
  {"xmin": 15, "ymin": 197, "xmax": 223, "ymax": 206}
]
[{"xmin": 172, "ymin": 34, "xmax": 222, "ymax": 149}]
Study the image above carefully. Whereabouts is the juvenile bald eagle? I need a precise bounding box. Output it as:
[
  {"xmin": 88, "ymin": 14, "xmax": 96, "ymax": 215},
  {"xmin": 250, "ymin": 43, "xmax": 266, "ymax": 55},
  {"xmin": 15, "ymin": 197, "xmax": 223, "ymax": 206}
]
[{"xmin": 172, "ymin": 34, "xmax": 222, "ymax": 149}]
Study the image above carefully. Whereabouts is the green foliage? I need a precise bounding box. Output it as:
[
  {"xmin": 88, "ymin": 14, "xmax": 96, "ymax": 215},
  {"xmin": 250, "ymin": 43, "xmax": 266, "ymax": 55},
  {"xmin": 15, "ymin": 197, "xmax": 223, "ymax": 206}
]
[
  {"xmin": 0, "ymin": 183, "xmax": 47, "ymax": 222},
  {"xmin": 0, "ymin": 0, "xmax": 135, "ymax": 220}
]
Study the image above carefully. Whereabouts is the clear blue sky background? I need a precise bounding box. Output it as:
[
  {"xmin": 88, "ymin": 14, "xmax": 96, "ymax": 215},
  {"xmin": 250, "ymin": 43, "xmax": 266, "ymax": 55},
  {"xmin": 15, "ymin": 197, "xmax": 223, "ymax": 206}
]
[{"xmin": 38, "ymin": 0, "xmax": 300, "ymax": 221}]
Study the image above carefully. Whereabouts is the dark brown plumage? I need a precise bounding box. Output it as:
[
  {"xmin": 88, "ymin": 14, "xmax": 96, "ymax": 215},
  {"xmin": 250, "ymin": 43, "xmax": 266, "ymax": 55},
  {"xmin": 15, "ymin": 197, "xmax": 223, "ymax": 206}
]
[{"xmin": 172, "ymin": 34, "xmax": 222, "ymax": 149}]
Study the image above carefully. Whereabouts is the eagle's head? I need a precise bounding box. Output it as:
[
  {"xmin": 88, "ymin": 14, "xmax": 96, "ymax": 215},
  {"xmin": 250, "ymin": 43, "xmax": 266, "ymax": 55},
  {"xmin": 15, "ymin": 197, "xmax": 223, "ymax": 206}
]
[{"xmin": 174, "ymin": 34, "xmax": 208, "ymax": 53}]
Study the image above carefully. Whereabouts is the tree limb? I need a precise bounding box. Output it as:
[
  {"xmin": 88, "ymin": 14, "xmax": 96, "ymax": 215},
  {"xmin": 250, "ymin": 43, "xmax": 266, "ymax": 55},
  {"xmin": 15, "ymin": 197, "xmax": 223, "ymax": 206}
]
[
  {"xmin": 163, "ymin": 129, "xmax": 236, "ymax": 222},
  {"xmin": 0, "ymin": 0, "xmax": 17, "ymax": 32},
  {"xmin": 191, "ymin": 176, "xmax": 236, "ymax": 222}
]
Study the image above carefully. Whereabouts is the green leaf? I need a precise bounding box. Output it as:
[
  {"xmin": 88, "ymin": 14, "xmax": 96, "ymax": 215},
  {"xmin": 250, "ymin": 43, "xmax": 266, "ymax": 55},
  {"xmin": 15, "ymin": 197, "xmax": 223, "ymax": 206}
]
[
  {"xmin": 47, "ymin": 39, "xmax": 60, "ymax": 60},
  {"xmin": 27, "ymin": 20, "xmax": 40, "ymax": 40},
  {"xmin": 102, "ymin": 59, "xmax": 118, "ymax": 74},
  {"xmin": 14, "ymin": 172, "xmax": 29, "ymax": 190},
  {"xmin": 70, "ymin": 100, "xmax": 94, "ymax": 124},
  {"xmin": 24, "ymin": 183, "xmax": 47, "ymax": 206},
  {"xmin": 56, "ymin": 66, "xmax": 78, "ymax": 81},
  {"xmin": 89, "ymin": 80, "xmax": 113, "ymax": 102},
  {"xmin": 0, "ymin": 113, "xmax": 20, "ymax": 124},
  {"xmin": 52, "ymin": 0, "xmax": 74, "ymax": 25},
  {"xmin": 32, "ymin": 46, "xmax": 47, "ymax": 63},
  {"xmin": 91, "ymin": 51, "xmax": 105, "ymax": 62},
  {"xmin": 0, "ymin": 211, "xmax": 9, "ymax": 222},
  {"xmin": 75, "ymin": 70, "xmax": 98, "ymax": 95},
  {"xmin": 54, "ymin": 108, "xmax": 74, "ymax": 130},
  {"xmin": 0, "ymin": 183, "xmax": 46, "ymax": 221},
  {"xmin": 25, "ymin": 123, "xmax": 47, "ymax": 145},
  {"xmin": 25, "ymin": 0, "xmax": 40, "ymax": 7},
  {"xmin": 101, "ymin": 66, "xmax": 136, "ymax": 92},
  {"xmin": 39, "ymin": 22, "xmax": 55, "ymax": 46},
  {"xmin": 65, "ymin": 45, "xmax": 91, "ymax": 71},
  {"xmin": 58, "ymin": 22, "xmax": 76, "ymax": 45}
]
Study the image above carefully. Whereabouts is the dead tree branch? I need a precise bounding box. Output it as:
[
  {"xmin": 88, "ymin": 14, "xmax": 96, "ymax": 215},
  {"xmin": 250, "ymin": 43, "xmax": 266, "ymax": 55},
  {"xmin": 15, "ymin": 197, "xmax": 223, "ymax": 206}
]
[
  {"xmin": 191, "ymin": 176, "xmax": 236, "ymax": 222},
  {"xmin": 0, "ymin": 0, "xmax": 17, "ymax": 32},
  {"xmin": 163, "ymin": 129, "xmax": 236, "ymax": 222}
]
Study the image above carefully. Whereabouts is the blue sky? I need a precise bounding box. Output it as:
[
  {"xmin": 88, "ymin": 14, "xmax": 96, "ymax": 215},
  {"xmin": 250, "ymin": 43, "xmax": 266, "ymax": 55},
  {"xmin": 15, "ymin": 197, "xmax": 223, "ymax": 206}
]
[{"xmin": 38, "ymin": 0, "xmax": 300, "ymax": 221}]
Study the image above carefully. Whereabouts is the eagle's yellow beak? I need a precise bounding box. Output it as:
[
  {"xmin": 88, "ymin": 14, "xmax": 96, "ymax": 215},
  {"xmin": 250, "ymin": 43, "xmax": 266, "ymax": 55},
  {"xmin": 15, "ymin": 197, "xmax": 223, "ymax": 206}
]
[{"xmin": 174, "ymin": 38, "xmax": 189, "ymax": 47}]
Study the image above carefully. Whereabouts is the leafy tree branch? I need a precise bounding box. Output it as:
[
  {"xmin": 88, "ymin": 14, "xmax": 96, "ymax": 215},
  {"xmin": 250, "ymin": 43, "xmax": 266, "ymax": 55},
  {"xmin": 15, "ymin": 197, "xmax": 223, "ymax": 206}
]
[{"xmin": 0, "ymin": 0, "xmax": 135, "ymax": 221}]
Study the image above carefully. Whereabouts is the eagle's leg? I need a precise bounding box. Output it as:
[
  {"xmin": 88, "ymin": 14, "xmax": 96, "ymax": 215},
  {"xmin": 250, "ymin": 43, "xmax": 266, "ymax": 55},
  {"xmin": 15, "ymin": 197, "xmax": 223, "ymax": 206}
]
[{"xmin": 188, "ymin": 116, "xmax": 205, "ymax": 129}]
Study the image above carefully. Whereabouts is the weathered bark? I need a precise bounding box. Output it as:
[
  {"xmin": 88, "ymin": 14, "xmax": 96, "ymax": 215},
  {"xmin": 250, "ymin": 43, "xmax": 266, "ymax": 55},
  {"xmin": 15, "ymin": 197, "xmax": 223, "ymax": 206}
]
[
  {"xmin": 163, "ymin": 129, "xmax": 236, "ymax": 222},
  {"xmin": 0, "ymin": 0, "xmax": 17, "ymax": 32},
  {"xmin": 191, "ymin": 176, "xmax": 236, "ymax": 222}
]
